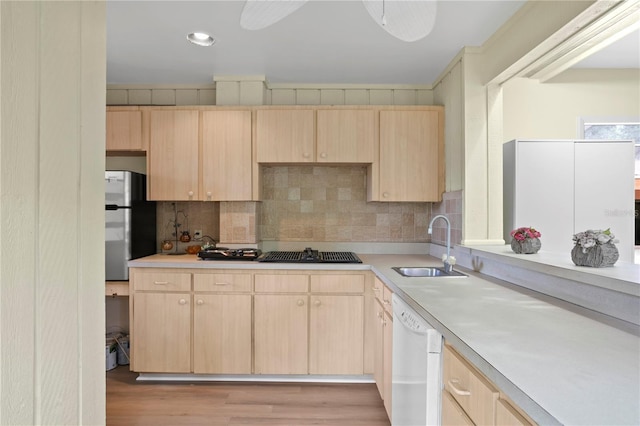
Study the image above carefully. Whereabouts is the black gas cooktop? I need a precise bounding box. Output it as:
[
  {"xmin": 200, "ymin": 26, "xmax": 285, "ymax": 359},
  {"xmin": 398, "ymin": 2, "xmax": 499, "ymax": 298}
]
[{"xmin": 256, "ymin": 247, "xmax": 362, "ymax": 264}]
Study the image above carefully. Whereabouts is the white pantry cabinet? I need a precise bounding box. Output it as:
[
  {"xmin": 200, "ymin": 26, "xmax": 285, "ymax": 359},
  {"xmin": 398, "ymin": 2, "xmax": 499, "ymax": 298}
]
[{"xmin": 503, "ymin": 139, "xmax": 635, "ymax": 261}]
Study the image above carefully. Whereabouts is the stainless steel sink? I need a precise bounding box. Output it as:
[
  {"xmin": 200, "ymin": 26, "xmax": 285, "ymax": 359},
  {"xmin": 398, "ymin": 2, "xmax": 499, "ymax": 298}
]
[{"xmin": 392, "ymin": 266, "xmax": 467, "ymax": 278}]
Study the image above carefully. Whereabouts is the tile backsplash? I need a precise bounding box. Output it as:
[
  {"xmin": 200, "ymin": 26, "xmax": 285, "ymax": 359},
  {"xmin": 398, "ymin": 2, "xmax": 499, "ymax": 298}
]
[
  {"xmin": 151, "ymin": 169, "xmax": 462, "ymax": 248},
  {"xmin": 260, "ymin": 166, "xmax": 431, "ymax": 242},
  {"xmin": 156, "ymin": 201, "xmax": 219, "ymax": 252},
  {"xmin": 430, "ymin": 190, "xmax": 463, "ymax": 246}
]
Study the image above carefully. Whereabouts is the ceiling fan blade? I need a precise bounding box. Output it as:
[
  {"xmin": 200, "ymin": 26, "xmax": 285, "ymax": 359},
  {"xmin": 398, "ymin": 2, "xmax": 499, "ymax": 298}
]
[
  {"xmin": 240, "ymin": 0, "xmax": 310, "ymax": 30},
  {"xmin": 362, "ymin": 0, "xmax": 438, "ymax": 42}
]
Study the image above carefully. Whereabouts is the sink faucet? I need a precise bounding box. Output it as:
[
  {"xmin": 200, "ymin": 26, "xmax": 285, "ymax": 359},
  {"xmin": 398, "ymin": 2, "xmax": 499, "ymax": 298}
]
[{"xmin": 428, "ymin": 214, "xmax": 454, "ymax": 273}]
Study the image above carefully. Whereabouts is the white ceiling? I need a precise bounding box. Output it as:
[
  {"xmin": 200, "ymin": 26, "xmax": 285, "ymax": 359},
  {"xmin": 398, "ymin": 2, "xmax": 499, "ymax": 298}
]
[{"xmin": 106, "ymin": 0, "xmax": 639, "ymax": 86}]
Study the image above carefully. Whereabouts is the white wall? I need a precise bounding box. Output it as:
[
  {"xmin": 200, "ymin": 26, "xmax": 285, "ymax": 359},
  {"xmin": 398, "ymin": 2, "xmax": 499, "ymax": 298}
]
[
  {"xmin": 503, "ymin": 69, "xmax": 640, "ymax": 140},
  {"xmin": 0, "ymin": 2, "xmax": 106, "ymax": 424}
]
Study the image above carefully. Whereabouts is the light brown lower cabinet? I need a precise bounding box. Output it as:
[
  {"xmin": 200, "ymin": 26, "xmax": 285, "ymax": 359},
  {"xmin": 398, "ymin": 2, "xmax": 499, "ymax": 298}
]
[
  {"xmin": 443, "ymin": 343, "xmax": 536, "ymax": 426},
  {"xmin": 254, "ymin": 294, "xmax": 309, "ymax": 374},
  {"xmin": 382, "ymin": 309, "xmax": 392, "ymax": 420},
  {"xmin": 130, "ymin": 269, "xmax": 368, "ymax": 377},
  {"xmin": 254, "ymin": 272, "xmax": 366, "ymax": 375},
  {"xmin": 132, "ymin": 292, "xmax": 192, "ymax": 373},
  {"xmin": 193, "ymin": 294, "xmax": 252, "ymax": 374},
  {"xmin": 371, "ymin": 277, "xmax": 393, "ymax": 421}
]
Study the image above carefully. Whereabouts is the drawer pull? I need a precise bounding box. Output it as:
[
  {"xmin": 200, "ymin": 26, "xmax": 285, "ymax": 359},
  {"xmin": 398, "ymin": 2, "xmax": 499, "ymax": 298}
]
[
  {"xmin": 448, "ymin": 379, "xmax": 471, "ymax": 396},
  {"xmin": 372, "ymin": 286, "xmax": 380, "ymax": 291},
  {"xmin": 314, "ymin": 300, "xmax": 321, "ymax": 307},
  {"xmin": 297, "ymin": 299, "xmax": 305, "ymax": 306},
  {"xmin": 153, "ymin": 281, "xmax": 169, "ymax": 285},
  {"xmin": 383, "ymin": 299, "xmax": 391, "ymax": 305},
  {"xmin": 214, "ymin": 282, "xmax": 230, "ymax": 286},
  {"xmin": 179, "ymin": 298, "xmax": 187, "ymax": 305},
  {"xmin": 196, "ymin": 299, "xmax": 204, "ymax": 305}
]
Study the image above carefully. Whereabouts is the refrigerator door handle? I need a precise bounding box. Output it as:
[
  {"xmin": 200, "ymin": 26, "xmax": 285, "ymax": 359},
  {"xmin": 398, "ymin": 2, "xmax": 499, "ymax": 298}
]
[{"xmin": 106, "ymin": 204, "xmax": 132, "ymax": 211}]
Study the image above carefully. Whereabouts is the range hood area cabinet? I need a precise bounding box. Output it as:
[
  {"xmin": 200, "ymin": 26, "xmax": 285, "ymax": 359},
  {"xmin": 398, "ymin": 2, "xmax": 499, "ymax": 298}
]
[
  {"xmin": 253, "ymin": 106, "xmax": 444, "ymax": 203},
  {"xmin": 147, "ymin": 109, "xmax": 253, "ymax": 201},
  {"xmin": 503, "ymin": 139, "xmax": 635, "ymax": 262},
  {"xmin": 254, "ymin": 108, "xmax": 376, "ymax": 163}
]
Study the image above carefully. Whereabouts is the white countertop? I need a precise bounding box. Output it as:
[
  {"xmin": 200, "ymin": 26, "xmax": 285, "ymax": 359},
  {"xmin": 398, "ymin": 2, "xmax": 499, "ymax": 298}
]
[{"xmin": 129, "ymin": 253, "xmax": 640, "ymax": 425}]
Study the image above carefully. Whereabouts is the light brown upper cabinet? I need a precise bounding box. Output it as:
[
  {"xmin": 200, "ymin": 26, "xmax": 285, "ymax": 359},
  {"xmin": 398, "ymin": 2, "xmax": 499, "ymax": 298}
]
[
  {"xmin": 316, "ymin": 109, "xmax": 376, "ymax": 163},
  {"xmin": 255, "ymin": 109, "xmax": 315, "ymax": 163},
  {"xmin": 201, "ymin": 110, "xmax": 252, "ymax": 201},
  {"xmin": 148, "ymin": 110, "xmax": 199, "ymax": 201},
  {"xmin": 106, "ymin": 109, "xmax": 144, "ymax": 151},
  {"xmin": 373, "ymin": 109, "xmax": 444, "ymax": 202}
]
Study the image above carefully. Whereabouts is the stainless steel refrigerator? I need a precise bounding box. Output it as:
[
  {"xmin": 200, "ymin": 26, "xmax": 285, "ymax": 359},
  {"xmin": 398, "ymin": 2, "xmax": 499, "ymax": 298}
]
[{"xmin": 105, "ymin": 171, "xmax": 157, "ymax": 281}]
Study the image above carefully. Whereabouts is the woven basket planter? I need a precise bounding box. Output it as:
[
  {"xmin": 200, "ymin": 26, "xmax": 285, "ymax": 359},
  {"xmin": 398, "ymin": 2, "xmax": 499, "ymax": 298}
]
[
  {"xmin": 571, "ymin": 243, "xmax": 619, "ymax": 267},
  {"xmin": 510, "ymin": 238, "xmax": 541, "ymax": 254}
]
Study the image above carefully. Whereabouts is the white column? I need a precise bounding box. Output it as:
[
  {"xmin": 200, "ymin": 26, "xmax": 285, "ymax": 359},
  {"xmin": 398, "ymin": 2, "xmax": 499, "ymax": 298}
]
[{"xmin": 0, "ymin": 2, "xmax": 106, "ymax": 424}]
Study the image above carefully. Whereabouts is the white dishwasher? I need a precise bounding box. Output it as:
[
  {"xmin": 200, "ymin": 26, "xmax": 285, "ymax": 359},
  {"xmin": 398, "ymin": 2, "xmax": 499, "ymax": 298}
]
[{"xmin": 392, "ymin": 294, "xmax": 443, "ymax": 426}]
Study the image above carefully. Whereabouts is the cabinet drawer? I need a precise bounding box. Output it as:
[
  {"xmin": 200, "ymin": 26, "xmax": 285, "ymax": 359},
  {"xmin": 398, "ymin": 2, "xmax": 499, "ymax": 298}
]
[
  {"xmin": 193, "ymin": 273, "xmax": 252, "ymax": 292},
  {"xmin": 497, "ymin": 398, "xmax": 534, "ymax": 426},
  {"xmin": 133, "ymin": 272, "xmax": 191, "ymax": 292},
  {"xmin": 372, "ymin": 277, "xmax": 384, "ymax": 301},
  {"xmin": 444, "ymin": 344, "xmax": 498, "ymax": 425},
  {"xmin": 442, "ymin": 389, "xmax": 474, "ymax": 426},
  {"xmin": 254, "ymin": 274, "xmax": 309, "ymax": 293},
  {"xmin": 382, "ymin": 285, "xmax": 393, "ymax": 314},
  {"xmin": 310, "ymin": 274, "xmax": 365, "ymax": 293},
  {"xmin": 105, "ymin": 281, "xmax": 129, "ymax": 297}
]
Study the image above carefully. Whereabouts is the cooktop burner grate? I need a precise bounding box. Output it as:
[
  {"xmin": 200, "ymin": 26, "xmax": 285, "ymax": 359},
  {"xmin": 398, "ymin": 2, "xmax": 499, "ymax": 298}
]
[
  {"xmin": 321, "ymin": 251, "xmax": 361, "ymax": 263},
  {"xmin": 257, "ymin": 249, "xmax": 362, "ymax": 263}
]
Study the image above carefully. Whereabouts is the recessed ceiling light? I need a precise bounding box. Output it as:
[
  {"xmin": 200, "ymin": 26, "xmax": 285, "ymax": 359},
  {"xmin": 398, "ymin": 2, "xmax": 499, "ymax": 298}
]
[{"xmin": 187, "ymin": 32, "xmax": 215, "ymax": 47}]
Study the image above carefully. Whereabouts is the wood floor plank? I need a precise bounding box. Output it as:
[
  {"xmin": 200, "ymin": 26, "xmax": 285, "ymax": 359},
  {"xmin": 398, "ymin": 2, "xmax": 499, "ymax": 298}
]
[{"xmin": 107, "ymin": 367, "xmax": 390, "ymax": 425}]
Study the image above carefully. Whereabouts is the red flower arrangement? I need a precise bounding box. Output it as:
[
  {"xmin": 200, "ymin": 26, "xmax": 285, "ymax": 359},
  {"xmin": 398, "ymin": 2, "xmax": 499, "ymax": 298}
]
[{"xmin": 510, "ymin": 226, "xmax": 541, "ymax": 241}]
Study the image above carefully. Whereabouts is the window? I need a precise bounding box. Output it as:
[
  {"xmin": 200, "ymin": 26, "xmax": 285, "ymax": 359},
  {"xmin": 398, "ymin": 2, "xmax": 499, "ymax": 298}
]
[{"xmin": 579, "ymin": 118, "xmax": 640, "ymax": 177}]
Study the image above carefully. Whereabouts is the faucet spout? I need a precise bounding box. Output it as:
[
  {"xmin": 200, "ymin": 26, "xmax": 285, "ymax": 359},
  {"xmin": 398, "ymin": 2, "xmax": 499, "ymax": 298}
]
[{"xmin": 428, "ymin": 214, "xmax": 452, "ymax": 272}]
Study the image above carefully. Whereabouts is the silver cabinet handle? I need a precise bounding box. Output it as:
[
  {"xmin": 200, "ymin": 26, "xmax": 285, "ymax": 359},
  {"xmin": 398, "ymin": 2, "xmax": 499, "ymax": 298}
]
[{"xmin": 153, "ymin": 281, "xmax": 169, "ymax": 285}]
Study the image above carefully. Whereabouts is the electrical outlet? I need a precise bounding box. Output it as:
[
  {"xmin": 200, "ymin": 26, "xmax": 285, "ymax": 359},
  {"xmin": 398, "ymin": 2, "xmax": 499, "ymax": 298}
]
[{"xmin": 194, "ymin": 229, "xmax": 202, "ymax": 239}]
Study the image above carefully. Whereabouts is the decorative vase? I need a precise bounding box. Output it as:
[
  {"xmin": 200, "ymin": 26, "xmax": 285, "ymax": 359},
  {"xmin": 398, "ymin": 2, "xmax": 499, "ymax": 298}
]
[
  {"xmin": 571, "ymin": 243, "xmax": 619, "ymax": 267},
  {"xmin": 510, "ymin": 238, "xmax": 541, "ymax": 254}
]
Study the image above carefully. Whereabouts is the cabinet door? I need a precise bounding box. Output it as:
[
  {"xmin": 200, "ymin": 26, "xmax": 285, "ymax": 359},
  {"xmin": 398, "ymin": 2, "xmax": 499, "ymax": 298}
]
[
  {"xmin": 316, "ymin": 109, "xmax": 375, "ymax": 163},
  {"xmin": 373, "ymin": 299, "xmax": 385, "ymax": 398},
  {"xmin": 148, "ymin": 110, "xmax": 199, "ymax": 200},
  {"xmin": 383, "ymin": 310, "xmax": 393, "ymax": 419},
  {"xmin": 193, "ymin": 294, "xmax": 252, "ymax": 374},
  {"xmin": 255, "ymin": 109, "xmax": 315, "ymax": 163},
  {"xmin": 201, "ymin": 110, "xmax": 253, "ymax": 201},
  {"xmin": 132, "ymin": 292, "xmax": 191, "ymax": 373},
  {"xmin": 309, "ymin": 295, "xmax": 364, "ymax": 374},
  {"xmin": 574, "ymin": 141, "xmax": 635, "ymax": 262},
  {"xmin": 509, "ymin": 140, "xmax": 575, "ymax": 255},
  {"xmin": 106, "ymin": 110, "xmax": 143, "ymax": 151},
  {"xmin": 378, "ymin": 110, "xmax": 442, "ymax": 201},
  {"xmin": 254, "ymin": 294, "xmax": 309, "ymax": 374}
]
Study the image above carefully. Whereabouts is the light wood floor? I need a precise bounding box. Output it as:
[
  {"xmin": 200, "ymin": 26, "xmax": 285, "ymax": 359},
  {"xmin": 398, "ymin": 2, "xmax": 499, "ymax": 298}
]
[{"xmin": 107, "ymin": 367, "xmax": 391, "ymax": 425}]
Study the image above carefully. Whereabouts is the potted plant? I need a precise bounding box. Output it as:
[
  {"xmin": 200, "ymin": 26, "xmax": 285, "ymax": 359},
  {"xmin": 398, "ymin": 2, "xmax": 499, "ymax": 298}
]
[
  {"xmin": 571, "ymin": 228, "xmax": 619, "ymax": 267},
  {"xmin": 509, "ymin": 226, "xmax": 542, "ymax": 254}
]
